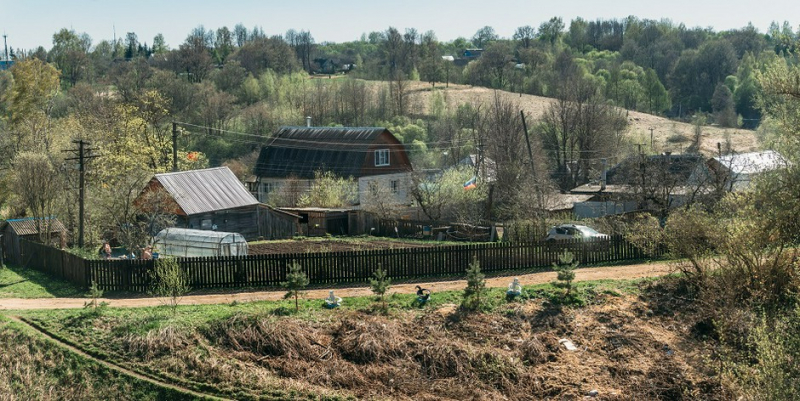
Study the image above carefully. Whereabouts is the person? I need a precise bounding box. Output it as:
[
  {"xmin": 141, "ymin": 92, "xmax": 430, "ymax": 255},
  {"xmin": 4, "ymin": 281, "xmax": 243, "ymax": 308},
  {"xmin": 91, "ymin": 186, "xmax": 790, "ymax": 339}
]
[
  {"xmin": 141, "ymin": 246, "xmax": 153, "ymax": 260},
  {"xmin": 102, "ymin": 242, "xmax": 112, "ymax": 260}
]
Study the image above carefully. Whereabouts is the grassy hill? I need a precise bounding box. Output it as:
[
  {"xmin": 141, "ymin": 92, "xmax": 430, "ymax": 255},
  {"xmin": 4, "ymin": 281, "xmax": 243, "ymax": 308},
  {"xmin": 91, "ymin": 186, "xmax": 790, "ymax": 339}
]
[{"xmin": 403, "ymin": 81, "xmax": 761, "ymax": 157}]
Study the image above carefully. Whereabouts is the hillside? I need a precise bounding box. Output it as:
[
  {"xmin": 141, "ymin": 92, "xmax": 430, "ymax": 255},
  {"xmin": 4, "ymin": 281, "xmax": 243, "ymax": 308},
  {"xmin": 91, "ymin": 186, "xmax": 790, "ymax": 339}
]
[{"xmin": 404, "ymin": 82, "xmax": 760, "ymax": 157}]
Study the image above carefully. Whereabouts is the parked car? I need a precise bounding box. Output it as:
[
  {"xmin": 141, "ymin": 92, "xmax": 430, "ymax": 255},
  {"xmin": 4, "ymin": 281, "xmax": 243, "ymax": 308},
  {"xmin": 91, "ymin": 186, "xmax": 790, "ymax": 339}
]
[{"xmin": 543, "ymin": 224, "xmax": 609, "ymax": 243}]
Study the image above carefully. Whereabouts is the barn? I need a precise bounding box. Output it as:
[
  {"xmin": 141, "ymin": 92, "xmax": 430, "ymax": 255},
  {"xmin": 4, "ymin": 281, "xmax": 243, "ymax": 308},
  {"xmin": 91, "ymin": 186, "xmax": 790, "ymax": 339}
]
[{"xmin": 137, "ymin": 167, "xmax": 299, "ymax": 241}]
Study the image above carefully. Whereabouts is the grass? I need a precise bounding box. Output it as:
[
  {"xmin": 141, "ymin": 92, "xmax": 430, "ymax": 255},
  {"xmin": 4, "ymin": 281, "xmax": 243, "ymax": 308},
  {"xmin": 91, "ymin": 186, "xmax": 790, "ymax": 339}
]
[
  {"xmin": 0, "ymin": 318, "xmax": 202, "ymax": 400},
  {"xmin": 0, "ymin": 264, "xmax": 85, "ymax": 298},
  {"xmin": 248, "ymin": 234, "xmax": 466, "ymax": 246}
]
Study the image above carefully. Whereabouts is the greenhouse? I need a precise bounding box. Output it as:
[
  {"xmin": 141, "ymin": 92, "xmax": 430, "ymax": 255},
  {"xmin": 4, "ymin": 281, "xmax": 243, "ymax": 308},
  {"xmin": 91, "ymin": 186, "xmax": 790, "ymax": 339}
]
[{"xmin": 152, "ymin": 228, "xmax": 248, "ymax": 258}]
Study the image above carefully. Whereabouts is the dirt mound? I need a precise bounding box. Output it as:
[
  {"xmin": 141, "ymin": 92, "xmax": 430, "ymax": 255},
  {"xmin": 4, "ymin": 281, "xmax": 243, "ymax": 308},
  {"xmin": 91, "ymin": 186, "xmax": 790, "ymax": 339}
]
[{"xmin": 198, "ymin": 295, "xmax": 723, "ymax": 400}]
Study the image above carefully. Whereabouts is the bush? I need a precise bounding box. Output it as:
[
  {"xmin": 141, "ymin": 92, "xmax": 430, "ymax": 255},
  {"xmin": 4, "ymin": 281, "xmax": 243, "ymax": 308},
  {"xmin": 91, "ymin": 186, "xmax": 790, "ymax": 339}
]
[{"xmin": 148, "ymin": 258, "xmax": 190, "ymax": 313}]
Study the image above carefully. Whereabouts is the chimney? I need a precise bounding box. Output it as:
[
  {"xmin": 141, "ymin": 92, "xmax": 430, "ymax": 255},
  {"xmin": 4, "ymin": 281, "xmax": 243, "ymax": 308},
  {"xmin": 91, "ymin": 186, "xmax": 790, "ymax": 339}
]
[
  {"xmin": 306, "ymin": 116, "xmax": 312, "ymax": 127},
  {"xmin": 600, "ymin": 158, "xmax": 607, "ymax": 191}
]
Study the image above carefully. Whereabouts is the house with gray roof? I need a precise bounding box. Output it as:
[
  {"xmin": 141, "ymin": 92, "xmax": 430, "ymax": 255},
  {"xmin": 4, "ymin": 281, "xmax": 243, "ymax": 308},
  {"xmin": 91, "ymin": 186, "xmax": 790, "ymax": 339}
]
[
  {"xmin": 253, "ymin": 126, "xmax": 414, "ymax": 209},
  {"xmin": 137, "ymin": 167, "xmax": 298, "ymax": 240},
  {"xmin": 690, "ymin": 150, "xmax": 789, "ymax": 192}
]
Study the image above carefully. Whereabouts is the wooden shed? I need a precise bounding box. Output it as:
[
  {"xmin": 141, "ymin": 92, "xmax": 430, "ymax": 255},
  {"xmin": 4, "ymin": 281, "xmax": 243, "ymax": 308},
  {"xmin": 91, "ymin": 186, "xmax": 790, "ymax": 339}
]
[
  {"xmin": 278, "ymin": 207, "xmax": 353, "ymax": 237},
  {"xmin": 136, "ymin": 167, "xmax": 299, "ymax": 241},
  {"xmin": 1, "ymin": 217, "xmax": 66, "ymax": 265}
]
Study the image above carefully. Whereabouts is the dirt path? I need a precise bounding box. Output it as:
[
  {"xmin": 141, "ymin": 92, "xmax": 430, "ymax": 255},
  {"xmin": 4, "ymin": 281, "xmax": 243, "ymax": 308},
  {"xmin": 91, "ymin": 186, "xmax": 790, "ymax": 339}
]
[
  {"xmin": 5, "ymin": 316, "xmax": 228, "ymax": 400},
  {"xmin": 0, "ymin": 261, "xmax": 674, "ymax": 310}
]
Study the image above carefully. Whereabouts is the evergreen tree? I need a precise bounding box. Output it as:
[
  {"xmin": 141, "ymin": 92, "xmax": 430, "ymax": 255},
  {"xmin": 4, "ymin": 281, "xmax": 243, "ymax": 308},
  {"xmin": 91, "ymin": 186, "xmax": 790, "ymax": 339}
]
[
  {"xmin": 553, "ymin": 250, "xmax": 578, "ymax": 296},
  {"xmin": 369, "ymin": 265, "xmax": 391, "ymax": 310},
  {"xmin": 462, "ymin": 257, "xmax": 486, "ymax": 310},
  {"xmin": 282, "ymin": 262, "xmax": 309, "ymax": 311}
]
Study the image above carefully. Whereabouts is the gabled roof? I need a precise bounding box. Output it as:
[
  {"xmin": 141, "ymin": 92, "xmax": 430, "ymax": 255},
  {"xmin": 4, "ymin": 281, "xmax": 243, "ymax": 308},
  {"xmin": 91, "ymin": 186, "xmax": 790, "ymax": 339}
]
[
  {"xmin": 254, "ymin": 126, "xmax": 399, "ymax": 179},
  {"xmin": 606, "ymin": 154, "xmax": 704, "ymax": 185},
  {"xmin": 712, "ymin": 150, "xmax": 788, "ymax": 175},
  {"xmin": 153, "ymin": 167, "xmax": 259, "ymax": 215},
  {"xmin": 1, "ymin": 217, "xmax": 66, "ymax": 236}
]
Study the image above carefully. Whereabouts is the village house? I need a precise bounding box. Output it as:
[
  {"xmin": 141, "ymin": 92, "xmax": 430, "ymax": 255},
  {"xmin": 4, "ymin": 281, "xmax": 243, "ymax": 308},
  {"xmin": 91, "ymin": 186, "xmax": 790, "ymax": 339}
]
[
  {"xmin": 253, "ymin": 125, "xmax": 414, "ymax": 210},
  {"xmin": 570, "ymin": 153, "xmax": 705, "ymax": 218},
  {"xmin": 689, "ymin": 150, "xmax": 789, "ymax": 192},
  {"xmin": 136, "ymin": 167, "xmax": 298, "ymax": 241}
]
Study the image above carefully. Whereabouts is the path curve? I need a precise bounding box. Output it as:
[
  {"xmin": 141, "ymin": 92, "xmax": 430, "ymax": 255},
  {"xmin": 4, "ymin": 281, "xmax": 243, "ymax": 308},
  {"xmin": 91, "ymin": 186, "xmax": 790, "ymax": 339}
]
[
  {"xmin": 0, "ymin": 261, "xmax": 674, "ymax": 310},
  {"xmin": 6, "ymin": 316, "xmax": 229, "ymax": 400}
]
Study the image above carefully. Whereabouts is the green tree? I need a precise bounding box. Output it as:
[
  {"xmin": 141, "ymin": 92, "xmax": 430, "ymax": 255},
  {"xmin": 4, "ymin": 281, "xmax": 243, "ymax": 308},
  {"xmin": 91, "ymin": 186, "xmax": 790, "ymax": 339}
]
[
  {"xmin": 148, "ymin": 258, "xmax": 190, "ymax": 314},
  {"xmin": 552, "ymin": 250, "xmax": 578, "ymax": 296},
  {"xmin": 369, "ymin": 265, "xmax": 391, "ymax": 310},
  {"xmin": 297, "ymin": 170, "xmax": 357, "ymax": 208},
  {"xmin": 471, "ymin": 26, "xmax": 498, "ymax": 49},
  {"xmin": 11, "ymin": 152, "xmax": 62, "ymax": 242},
  {"xmin": 282, "ymin": 262, "xmax": 309, "ymax": 312},
  {"xmin": 641, "ymin": 68, "xmax": 670, "ymax": 114},
  {"xmin": 8, "ymin": 58, "xmax": 61, "ymax": 153},
  {"xmin": 462, "ymin": 257, "xmax": 486, "ymax": 310}
]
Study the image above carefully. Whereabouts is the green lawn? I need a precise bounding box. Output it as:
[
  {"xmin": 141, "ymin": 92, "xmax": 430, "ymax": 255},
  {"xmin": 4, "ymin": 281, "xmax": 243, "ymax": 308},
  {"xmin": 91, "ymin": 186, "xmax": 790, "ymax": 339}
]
[{"xmin": 0, "ymin": 265, "xmax": 85, "ymax": 298}]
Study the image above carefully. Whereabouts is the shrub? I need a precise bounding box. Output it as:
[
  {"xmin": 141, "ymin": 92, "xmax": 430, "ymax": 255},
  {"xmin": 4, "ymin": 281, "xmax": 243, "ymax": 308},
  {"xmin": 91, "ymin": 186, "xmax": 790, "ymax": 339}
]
[{"xmin": 148, "ymin": 258, "xmax": 190, "ymax": 313}]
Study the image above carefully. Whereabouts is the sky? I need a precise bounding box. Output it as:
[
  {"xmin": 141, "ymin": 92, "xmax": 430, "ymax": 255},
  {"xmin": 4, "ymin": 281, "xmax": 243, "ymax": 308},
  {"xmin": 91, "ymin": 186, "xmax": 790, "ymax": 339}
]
[{"xmin": 2, "ymin": 0, "xmax": 799, "ymax": 52}]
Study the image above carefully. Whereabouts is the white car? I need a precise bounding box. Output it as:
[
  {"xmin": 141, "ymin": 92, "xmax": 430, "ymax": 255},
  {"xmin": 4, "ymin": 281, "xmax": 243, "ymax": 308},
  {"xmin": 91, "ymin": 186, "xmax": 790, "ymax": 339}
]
[{"xmin": 544, "ymin": 224, "xmax": 608, "ymax": 242}]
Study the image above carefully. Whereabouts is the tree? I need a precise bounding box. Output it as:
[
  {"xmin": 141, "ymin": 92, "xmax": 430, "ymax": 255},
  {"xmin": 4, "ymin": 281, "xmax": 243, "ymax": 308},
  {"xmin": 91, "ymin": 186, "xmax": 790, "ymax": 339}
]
[
  {"xmin": 8, "ymin": 58, "xmax": 61, "ymax": 153},
  {"xmin": 471, "ymin": 26, "xmax": 498, "ymax": 49},
  {"xmin": 641, "ymin": 68, "xmax": 670, "ymax": 114},
  {"xmin": 49, "ymin": 28, "xmax": 91, "ymax": 87},
  {"xmin": 297, "ymin": 171, "xmax": 357, "ymax": 208},
  {"xmin": 149, "ymin": 257, "xmax": 190, "ymax": 314},
  {"xmin": 11, "ymin": 152, "xmax": 62, "ymax": 242},
  {"xmin": 552, "ymin": 250, "xmax": 578, "ymax": 297},
  {"xmin": 712, "ymin": 82, "xmax": 737, "ymax": 127},
  {"xmin": 538, "ymin": 17, "xmax": 565, "ymax": 47},
  {"xmin": 513, "ymin": 25, "xmax": 536, "ymax": 49},
  {"xmin": 462, "ymin": 257, "xmax": 486, "ymax": 311},
  {"xmin": 369, "ymin": 265, "xmax": 391, "ymax": 310},
  {"xmin": 282, "ymin": 262, "xmax": 309, "ymax": 311}
]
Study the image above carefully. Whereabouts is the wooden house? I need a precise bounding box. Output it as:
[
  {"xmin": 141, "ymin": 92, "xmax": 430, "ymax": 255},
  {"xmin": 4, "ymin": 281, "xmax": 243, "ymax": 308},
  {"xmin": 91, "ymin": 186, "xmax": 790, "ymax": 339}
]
[
  {"xmin": 1, "ymin": 217, "xmax": 66, "ymax": 265},
  {"xmin": 253, "ymin": 126, "xmax": 414, "ymax": 209},
  {"xmin": 137, "ymin": 167, "xmax": 298, "ymax": 241}
]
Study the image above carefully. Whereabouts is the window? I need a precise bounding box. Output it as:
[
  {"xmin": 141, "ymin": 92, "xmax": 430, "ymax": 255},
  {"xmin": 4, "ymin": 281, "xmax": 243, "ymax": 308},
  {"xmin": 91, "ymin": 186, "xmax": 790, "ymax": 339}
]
[
  {"xmin": 262, "ymin": 182, "xmax": 278, "ymax": 194},
  {"xmin": 375, "ymin": 149, "xmax": 390, "ymax": 166},
  {"xmin": 390, "ymin": 180, "xmax": 399, "ymax": 193}
]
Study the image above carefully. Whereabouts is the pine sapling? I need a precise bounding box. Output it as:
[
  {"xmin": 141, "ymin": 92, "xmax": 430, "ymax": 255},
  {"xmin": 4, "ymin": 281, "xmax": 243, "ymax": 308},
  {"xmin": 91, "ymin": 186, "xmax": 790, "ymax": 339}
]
[
  {"xmin": 282, "ymin": 262, "xmax": 309, "ymax": 312},
  {"xmin": 463, "ymin": 256, "xmax": 486, "ymax": 310},
  {"xmin": 370, "ymin": 265, "xmax": 391, "ymax": 310},
  {"xmin": 553, "ymin": 250, "xmax": 578, "ymax": 297}
]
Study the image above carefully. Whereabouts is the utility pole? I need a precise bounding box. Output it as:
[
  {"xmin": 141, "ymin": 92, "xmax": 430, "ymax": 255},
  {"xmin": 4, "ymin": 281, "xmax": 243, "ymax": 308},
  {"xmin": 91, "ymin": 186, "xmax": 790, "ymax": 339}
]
[
  {"xmin": 64, "ymin": 139, "xmax": 98, "ymax": 249},
  {"xmin": 520, "ymin": 110, "xmax": 543, "ymax": 211},
  {"xmin": 172, "ymin": 122, "xmax": 179, "ymax": 172},
  {"xmin": 649, "ymin": 127, "xmax": 655, "ymax": 150}
]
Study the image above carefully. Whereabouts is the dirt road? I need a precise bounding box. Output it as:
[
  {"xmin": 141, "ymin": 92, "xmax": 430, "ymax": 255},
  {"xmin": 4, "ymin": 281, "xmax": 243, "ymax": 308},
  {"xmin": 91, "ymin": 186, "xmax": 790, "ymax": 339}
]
[{"xmin": 0, "ymin": 261, "xmax": 674, "ymax": 310}]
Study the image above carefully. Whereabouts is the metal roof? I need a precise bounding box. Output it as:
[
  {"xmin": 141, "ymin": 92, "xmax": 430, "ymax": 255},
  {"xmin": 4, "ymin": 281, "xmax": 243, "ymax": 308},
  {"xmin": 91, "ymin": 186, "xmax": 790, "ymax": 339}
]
[
  {"xmin": 154, "ymin": 167, "xmax": 259, "ymax": 215},
  {"xmin": 1, "ymin": 217, "xmax": 66, "ymax": 236},
  {"xmin": 713, "ymin": 150, "xmax": 788, "ymax": 175},
  {"xmin": 606, "ymin": 154, "xmax": 704, "ymax": 185},
  {"xmin": 254, "ymin": 126, "xmax": 398, "ymax": 179}
]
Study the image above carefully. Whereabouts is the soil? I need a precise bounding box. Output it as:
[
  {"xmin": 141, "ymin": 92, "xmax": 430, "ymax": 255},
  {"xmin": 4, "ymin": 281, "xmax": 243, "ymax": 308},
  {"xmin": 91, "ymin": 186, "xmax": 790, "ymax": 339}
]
[
  {"xmin": 0, "ymin": 261, "xmax": 673, "ymax": 310},
  {"xmin": 247, "ymin": 239, "xmax": 436, "ymax": 255}
]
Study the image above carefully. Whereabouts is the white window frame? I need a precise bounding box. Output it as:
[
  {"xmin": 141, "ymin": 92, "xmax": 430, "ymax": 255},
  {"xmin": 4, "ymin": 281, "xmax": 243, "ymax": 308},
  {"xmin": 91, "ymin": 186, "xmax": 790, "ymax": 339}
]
[
  {"xmin": 375, "ymin": 149, "xmax": 390, "ymax": 166},
  {"xmin": 390, "ymin": 180, "xmax": 399, "ymax": 193}
]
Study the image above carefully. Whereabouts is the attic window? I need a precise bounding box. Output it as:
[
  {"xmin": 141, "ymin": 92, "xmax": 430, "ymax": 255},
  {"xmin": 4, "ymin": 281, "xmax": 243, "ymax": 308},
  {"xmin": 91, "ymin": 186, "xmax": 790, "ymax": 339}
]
[{"xmin": 375, "ymin": 149, "xmax": 390, "ymax": 166}]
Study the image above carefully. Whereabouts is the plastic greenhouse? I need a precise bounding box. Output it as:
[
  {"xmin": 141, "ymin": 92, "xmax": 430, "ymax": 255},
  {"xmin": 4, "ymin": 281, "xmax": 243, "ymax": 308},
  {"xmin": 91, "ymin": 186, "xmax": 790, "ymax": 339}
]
[{"xmin": 152, "ymin": 228, "xmax": 248, "ymax": 258}]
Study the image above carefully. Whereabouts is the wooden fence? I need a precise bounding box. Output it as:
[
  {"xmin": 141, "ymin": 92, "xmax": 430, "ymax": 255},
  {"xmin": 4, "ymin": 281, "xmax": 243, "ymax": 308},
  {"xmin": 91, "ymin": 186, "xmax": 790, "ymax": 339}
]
[{"xmin": 20, "ymin": 236, "xmax": 660, "ymax": 292}]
